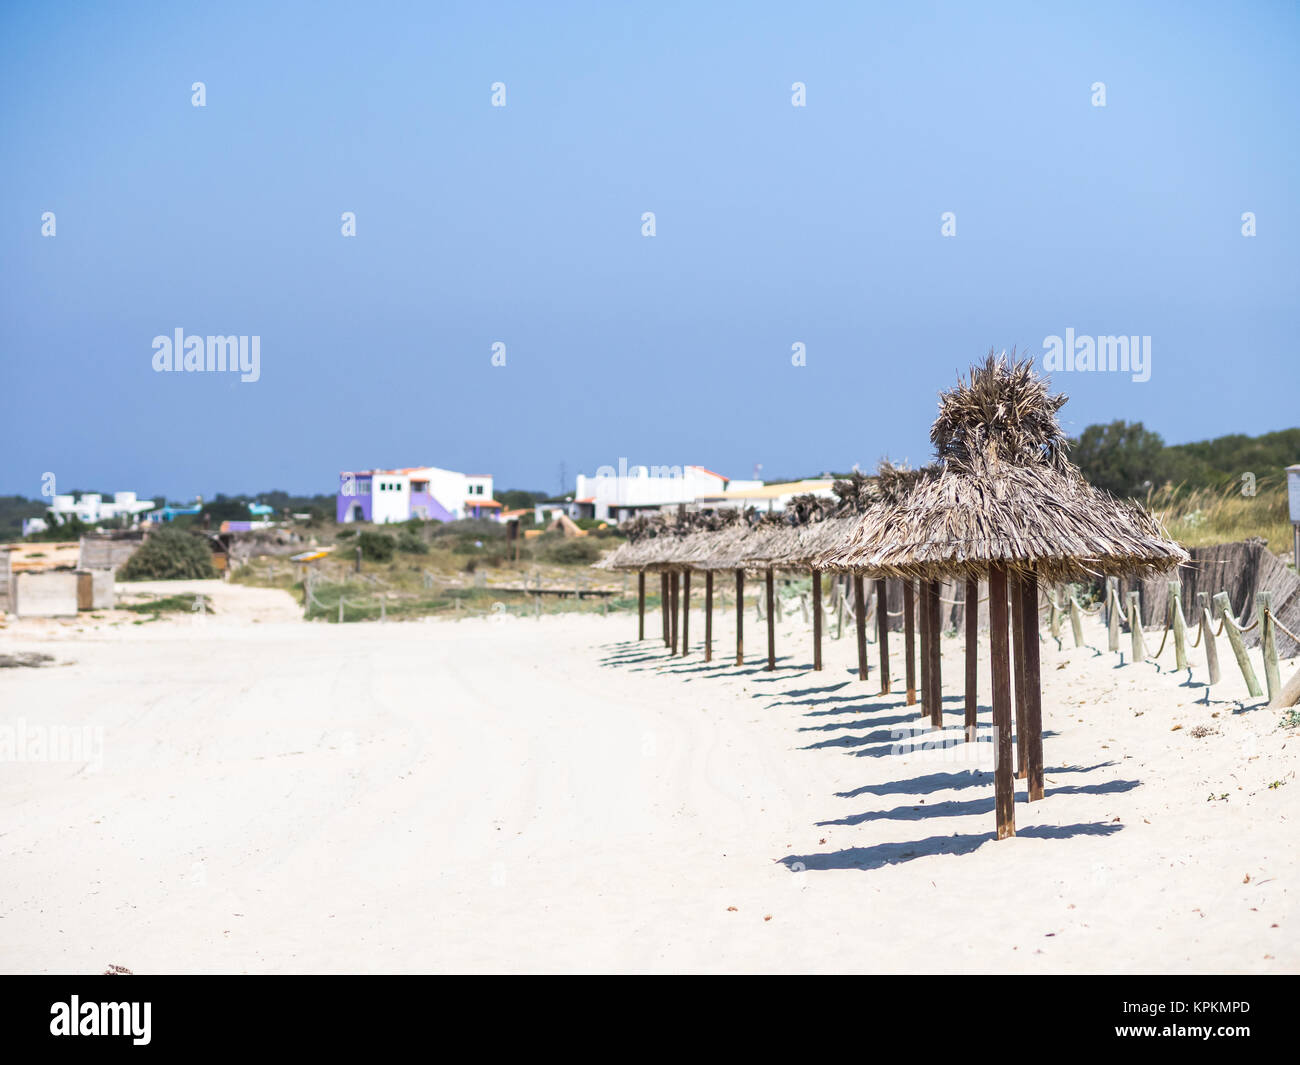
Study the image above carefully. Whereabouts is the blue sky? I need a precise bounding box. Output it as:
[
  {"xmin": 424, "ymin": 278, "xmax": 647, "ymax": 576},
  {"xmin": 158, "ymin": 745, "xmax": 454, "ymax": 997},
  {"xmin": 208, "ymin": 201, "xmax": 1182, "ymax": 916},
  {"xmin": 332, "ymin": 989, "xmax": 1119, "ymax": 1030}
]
[{"xmin": 2, "ymin": 0, "xmax": 1296, "ymax": 500}]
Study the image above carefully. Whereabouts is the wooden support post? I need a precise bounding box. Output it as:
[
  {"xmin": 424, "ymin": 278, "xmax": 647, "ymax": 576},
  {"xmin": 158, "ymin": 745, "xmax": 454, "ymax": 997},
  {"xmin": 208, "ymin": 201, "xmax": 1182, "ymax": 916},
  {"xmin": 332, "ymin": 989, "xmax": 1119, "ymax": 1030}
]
[
  {"xmin": 1258, "ymin": 591, "xmax": 1281, "ymax": 702},
  {"xmin": 1021, "ymin": 571, "xmax": 1044, "ymax": 802},
  {"xmin": 704, "ymin": 570, "xmax": 713, "ymax": 663},
  {"xmin": 1127, "ymin": 590, "xmax": 1143, "ymax": 663},
  {"xmin": 1214, "ymin": 591, "xmax": 1263, "ymax": 697},
  {"xmin": 917, "ymin": 580, "xmax": 930, "ymax": 718},
  {"xmin": 1010, "ymin": 573, "xmax": 1029, "ymax": 779},
  {"xmin": 835, "ymin": 580, "xmax": 846, "ymax": 640},
  {"xmin": 812, "ymin": 569, "xmax": 823, "ymax": 671},
  {"xmin": 1170, "ymin": 581, "xmax": 1188, "ymax": 671},
  {"xmin": 927, "ymin": 579, "xmax": 943, "ymax": 728},
  {"xmin": 681, "ymin": 570, "xmax": 691, "ymax": 656},
  {"xmin": 1107, "ymin": 577, "xmax": 1120, "ymax": 652},
  {"xmin": 1198, "ymin": 592, "xmax": 1221, "ymax": 686},
  {"xmin": 670, "ymin": 572, "xmax": 679, "ymax": 654},
  {"xmin": 988, "ymin": 565, "xmax": 1016, "ymax": 839},
  {"xmin": 637, "ymin": 571, "xmax": 646, "ymax": 640},
  {"xmin": 1049, "ymin": 589, "xmax": 1061, "ymax": 642},
  {"xmin": 661, "ymin": 572, "xmax": 670, "ymax": 646},
  {"xmin": 1069, "ymin": 594, "xmax": 1084, "ymax": 648},
  {"xmin": 853, "ymin": 575, "xmax": 868, "ymax": 681},
  {"xmin": 904, "ymin": 579, "xmax": 917, "ymax": 706},
  {"xmin": 735, "ymin": 570, "xmax": 744, "ymax": 666},
  {"xmin": 964, "ymin": 577, "xmax": 978, "ymax": 742},
  {"xmin": 765, "ymin": 567, "xmax": 776, "ymax": 671},
  {"xmin": 875, "ymin": 578, "xmax": 891, "ymax": 694}
]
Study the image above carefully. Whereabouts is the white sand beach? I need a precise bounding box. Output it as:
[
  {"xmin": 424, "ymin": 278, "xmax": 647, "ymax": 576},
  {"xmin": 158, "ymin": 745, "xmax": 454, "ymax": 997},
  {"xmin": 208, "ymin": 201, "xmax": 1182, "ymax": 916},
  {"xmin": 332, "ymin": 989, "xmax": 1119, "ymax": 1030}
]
[{"xmin": 1, "ymin": 582, "xmax": 1295, "ymax": 974}]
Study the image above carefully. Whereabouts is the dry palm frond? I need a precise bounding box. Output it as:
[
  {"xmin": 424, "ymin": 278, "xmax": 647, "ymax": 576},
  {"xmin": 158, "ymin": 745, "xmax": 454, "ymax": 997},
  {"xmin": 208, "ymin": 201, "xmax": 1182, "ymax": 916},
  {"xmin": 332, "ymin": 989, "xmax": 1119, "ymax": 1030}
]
[
  {"xmin": 821, "ymin": 355, "xmax": 1186, "ymax": 580},
  {"xmin": 931, "ymin": 349, "xmax": 1070, "ymax": 475}
]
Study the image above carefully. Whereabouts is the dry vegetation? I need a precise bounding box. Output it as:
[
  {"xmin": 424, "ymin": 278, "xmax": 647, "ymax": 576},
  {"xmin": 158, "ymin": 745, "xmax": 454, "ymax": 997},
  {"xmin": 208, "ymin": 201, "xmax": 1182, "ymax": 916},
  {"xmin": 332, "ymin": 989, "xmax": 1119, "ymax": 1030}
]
[{"xmin": 1148, "ymin": 481, "xmax": 1293, "ymax": 554}]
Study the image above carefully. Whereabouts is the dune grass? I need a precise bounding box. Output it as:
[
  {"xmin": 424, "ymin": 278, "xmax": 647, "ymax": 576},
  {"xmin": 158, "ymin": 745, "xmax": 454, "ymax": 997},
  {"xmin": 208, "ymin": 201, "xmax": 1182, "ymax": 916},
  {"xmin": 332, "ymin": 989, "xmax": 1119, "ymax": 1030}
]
[{"xmin": 1147, "ymin": 480, "xmax": 1293, "ymax": 553}]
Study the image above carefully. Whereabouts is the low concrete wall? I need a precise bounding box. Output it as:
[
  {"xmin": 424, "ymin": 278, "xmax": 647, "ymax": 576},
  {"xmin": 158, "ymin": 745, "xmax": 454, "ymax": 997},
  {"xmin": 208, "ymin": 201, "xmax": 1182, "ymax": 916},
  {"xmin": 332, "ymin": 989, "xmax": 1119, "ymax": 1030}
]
[
  {"xmin": 13, "ymin": 571, "xmax": 80, "ymax": 617},
  {"xmin": 90, "ymin": 568, "xmax": 115, "ymax": 609}
]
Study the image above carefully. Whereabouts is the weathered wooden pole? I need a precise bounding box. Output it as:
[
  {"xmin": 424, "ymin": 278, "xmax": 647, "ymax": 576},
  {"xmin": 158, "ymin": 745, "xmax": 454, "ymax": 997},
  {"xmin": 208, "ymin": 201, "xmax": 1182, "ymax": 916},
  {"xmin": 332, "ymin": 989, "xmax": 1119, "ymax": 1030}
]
[
  {"xmin": 927, "ymin": 580, "xmax": 943, "ymax": 729},
  {"xmin": 661, "ymin": 572, "xmax": 670, "ymax": 646},
  {"xmin": 1107, "ymin": 577, "xmax": 1120, "ymax": 652},
  {"xmin": 681, "ymin": 570, "xmax": 691, "ymax": 656},
  {"xmin": 853, "ymin": 574, "xmax": 868, "ymax": 681},
  {"xmin": 988, "ymin": 564, "xmax": 1016, "ymax": 839},
  {"xmin": 704, "ymin": 570, "xmax": 713, "ymax": 662},
  {"xmin": 964, "ymin": 577, "xmax": 978, "ymax": 742},
  {"xmin": 1010, "ymin": 573, "xmax": 1029, "ymax": 779},
  {"xmin": 904, "ymin": 579, "xmax": 917, "ymax": 706},
  {"xmin": 765, "ymin": 567, "xmax": 776, "ymax": 671},
  {"xmin": 812, "ymin": 569, "xmax": 823, "ymax": 671},
  {"xmin": 735, "ymin": 570, "xmax": 744, "ymax": 666},
  {"xmin": 875, "ymin": 577, "xmax": 891, "ymax": 694},
  {"xmin": 1021, "ymin": 570, "xmax": 1045, "ymax": 802},
  {"xmin": 1170, "ymin": 580, "xmax": 1188, "ymax": 671},
  {"xmin": 1213, "ymin": 591, "xmax": 1262, "ymax": 697},
  {"xmin": 1258, "ymin": 591, "xmax": 1281, "ymax": 702},
  {"xmin": 1068, "ymin": 594, "xmax": 1084, "ymax": 648},
  {"xmin": 917, "ymin": 579, "xmax": 931, "ymax": 718},
  {"xmin": 1197, "ymin": 591, "xmax": 1220, "ymax": 686},
  {"xmin": 637, "ymin": 570, "xmax": 646, "ymax": 640},
  {"xmin": 1127, "ymin": 590, "xmax": 1143, "ymax": 663},
  {"xmin": 670, "ymin": 571, "xmax": 679, "ymax": 654}
]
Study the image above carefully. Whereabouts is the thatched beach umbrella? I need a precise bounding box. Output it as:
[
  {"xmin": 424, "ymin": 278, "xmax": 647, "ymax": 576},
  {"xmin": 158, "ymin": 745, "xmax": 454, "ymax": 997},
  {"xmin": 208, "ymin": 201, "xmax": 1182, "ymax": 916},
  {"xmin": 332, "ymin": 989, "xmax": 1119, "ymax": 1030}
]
[{"xmin": 822, "ymin": 353, "xmax": 1187, "ymax": 839}]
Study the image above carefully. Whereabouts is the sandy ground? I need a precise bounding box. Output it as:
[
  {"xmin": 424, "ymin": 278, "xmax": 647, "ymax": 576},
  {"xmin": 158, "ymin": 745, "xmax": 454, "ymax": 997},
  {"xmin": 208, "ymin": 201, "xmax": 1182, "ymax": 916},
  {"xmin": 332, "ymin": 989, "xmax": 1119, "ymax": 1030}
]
[{"xmin": 1, "ymin": 581, "xmax": 1296, "ymax": 973}]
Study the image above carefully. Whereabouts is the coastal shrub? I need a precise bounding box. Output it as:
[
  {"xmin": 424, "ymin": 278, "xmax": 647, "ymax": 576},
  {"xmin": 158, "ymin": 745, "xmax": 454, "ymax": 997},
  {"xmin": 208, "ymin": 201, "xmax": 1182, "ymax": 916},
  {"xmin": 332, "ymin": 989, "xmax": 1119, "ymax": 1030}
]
[
  {"xmin": 356, "ymin": 531, "xmax": 395, "ymax": 562},
  {"xmin": 396, "ymin": 529, "xmax": 429, "ymax": 555},
  {"xmin": 119, "ymin": 528, "xmax": 218, "ymax": 581},
  {"xmin": 538, "ymin": 538, "xmax": 602, "ymax": 564}
]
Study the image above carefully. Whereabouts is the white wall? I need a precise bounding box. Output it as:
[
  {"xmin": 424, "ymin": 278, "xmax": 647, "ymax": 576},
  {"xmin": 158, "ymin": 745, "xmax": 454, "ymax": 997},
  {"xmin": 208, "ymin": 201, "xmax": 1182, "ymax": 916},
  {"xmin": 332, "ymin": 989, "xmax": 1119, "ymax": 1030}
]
[
  {"xmin": 575, "ymin": 465, "xmax": 735, "ymax": 521},
  {"xmin": 370, "ymin": 473, "xmax": 410, "ymax": 523}
]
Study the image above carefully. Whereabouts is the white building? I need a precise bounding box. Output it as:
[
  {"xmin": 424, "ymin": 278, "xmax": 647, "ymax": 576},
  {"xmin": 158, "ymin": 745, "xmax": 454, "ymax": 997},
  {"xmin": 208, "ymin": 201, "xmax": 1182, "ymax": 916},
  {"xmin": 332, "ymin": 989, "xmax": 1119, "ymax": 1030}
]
[
  {"xmin": 337, "ymin": 466, "xmax": 499, "ymax": 524},
  {"xmin": 25, "ymin": 491, "xmax": 157, "ymax": 535},
  {"xmin": 571, "ymin": 464, "xmax": 764, "ymax": 523},
  {"xmin": 694, "ymin": 478, "xmax": 838, "ymax": 513}
]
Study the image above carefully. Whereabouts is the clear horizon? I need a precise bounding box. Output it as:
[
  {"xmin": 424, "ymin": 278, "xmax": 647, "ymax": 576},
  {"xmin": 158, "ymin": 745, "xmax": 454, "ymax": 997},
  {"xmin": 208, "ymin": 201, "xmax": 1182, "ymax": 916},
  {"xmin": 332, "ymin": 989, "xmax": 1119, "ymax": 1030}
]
[{"xmin": 4, "ymin": 1, "xmax": 1297, "ymax": 501}]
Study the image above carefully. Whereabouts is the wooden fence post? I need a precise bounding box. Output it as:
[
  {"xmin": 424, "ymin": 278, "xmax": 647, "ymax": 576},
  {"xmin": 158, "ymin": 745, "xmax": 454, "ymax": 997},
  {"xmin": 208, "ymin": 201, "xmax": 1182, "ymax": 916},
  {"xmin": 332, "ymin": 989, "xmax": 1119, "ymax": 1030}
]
[
  {"xmin": 1107, "ymin": 577, "xmax": 1120, "ymax": 652},
  {"xmin": 1127, "ymin": 590, "xmax": 1144, "ymax": 663},
  {"xmin": 1258, "ymin": 591, "xmax": 1281, "ymax": 702},
  {"xmin": 1213, "ymin": 591, "xmax": 1263, "ymax": 698},
  {"xmin": 1198, "ymin": 591, "xmax": 1221, "ymax": 686},
  {"xmin": 1170, "ymin": 581, "xmax": 1188, "ymax": 671},
  {"xmin": 1069, "ymin": 594, "xmax": 1085, "ymax": 648}
]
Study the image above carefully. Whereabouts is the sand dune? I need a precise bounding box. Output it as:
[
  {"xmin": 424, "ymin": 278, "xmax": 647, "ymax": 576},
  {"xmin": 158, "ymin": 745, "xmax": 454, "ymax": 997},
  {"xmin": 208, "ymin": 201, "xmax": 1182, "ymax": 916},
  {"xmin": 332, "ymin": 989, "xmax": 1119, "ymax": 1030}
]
[{"xmin": 1, "ymin": 585, "xmax": 1295, "ymax": 973}]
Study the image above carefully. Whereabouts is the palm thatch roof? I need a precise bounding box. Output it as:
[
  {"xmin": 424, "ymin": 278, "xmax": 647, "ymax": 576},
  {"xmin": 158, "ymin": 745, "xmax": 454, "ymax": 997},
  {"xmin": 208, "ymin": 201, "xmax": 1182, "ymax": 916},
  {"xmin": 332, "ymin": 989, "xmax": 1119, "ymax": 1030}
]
[{"xmin": 818, "ymin": 352, "xmax": 1188, "ymax": 582}]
